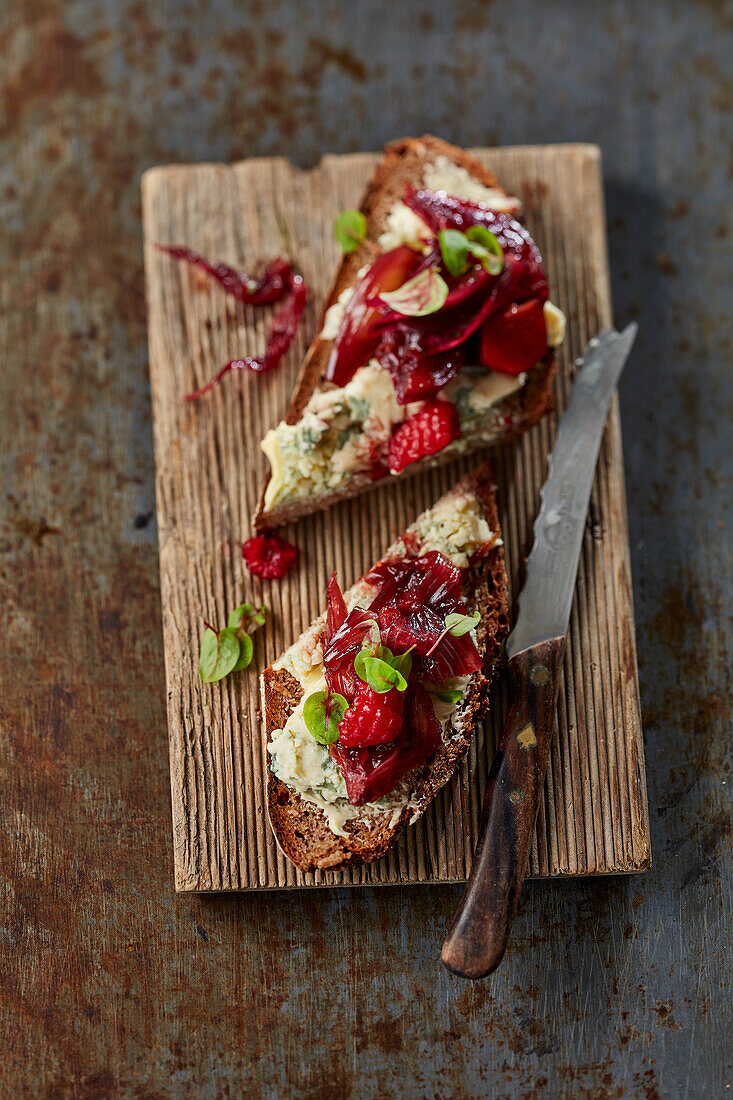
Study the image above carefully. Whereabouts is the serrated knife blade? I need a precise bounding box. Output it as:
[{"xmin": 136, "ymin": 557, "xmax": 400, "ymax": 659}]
[
  {"xmin": 507, "ymin": 323, "xmax": 638, "ymax": 658},
  {"xmin": 442, "ymin": 323, "xmax": 637, "ymax": 980}
]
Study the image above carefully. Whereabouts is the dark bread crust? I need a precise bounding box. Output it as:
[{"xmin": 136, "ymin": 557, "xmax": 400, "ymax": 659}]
[
  {"xmin": 262, "ymin": 464, "xmax": 510, "ymax": 873},
  {"xmin": 254, "ymin": 134, "xmax": 555, "ymax": 531}
]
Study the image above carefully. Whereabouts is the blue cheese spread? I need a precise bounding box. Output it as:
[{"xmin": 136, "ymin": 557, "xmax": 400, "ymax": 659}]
[
  {"xmin": 261, "ymin": 157, "xmax": 566, "ymax": 513},
  {"xmin": 267, "ymin": 493, "xmax": 495, "ymax": 837}
]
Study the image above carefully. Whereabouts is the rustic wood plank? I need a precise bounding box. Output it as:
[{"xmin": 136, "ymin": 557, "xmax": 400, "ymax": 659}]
[{"xmin": 142, "ymin": 144, "xmax": 651, "ymax": 891}]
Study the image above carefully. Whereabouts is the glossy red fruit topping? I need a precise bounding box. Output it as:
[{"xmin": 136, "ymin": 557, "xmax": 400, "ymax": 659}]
[
  {"xmin": 323, "ymin": 605, "xmax": 378, "ymax": 699},
  {"xmin": 388, "ymin": 401, "xmax": 460, "ymax": 474},
  {"xmin": 158, "ymin": 245, "xmax": 307, "ymax": 400},
  {"xmin": 403, "ymin": 188, "xmax": 548, "ymax": 303},
  {"xmin": 376, "ymin": 329, "xmax": 465, "ymax": 405},
  {"xmin": 184, "ymin": 275, "xmax": 306, "ymax": 400},
  {"xmin": 156, "ymin": 246, "xmax": 292, "ymax": 305},
  {"xmin": 366, "ymin": 548, "xmax": 460, "ymax": 603},
  {"xmin": 322, "ymin": 551, "xmax": 484, "ymax": 803},
  {"xmin": 325, "ymin": 245, "xmax": 423, "ymax": 387},
  {"xmin": 367, "ymin": 551, "xmax": 482, "ymax": 683},
  {"xmin": 330, "ymin": 683, "xmax": 442, "ymax": 805},
  {"xmin": 337, "ymin": 684, "xmax": 405, "ymax": 748},
  {"xmin": 322, "ymin": 191, "xmax": 552, "ymax": 442},
  {"xmin": 242, "ymin": 534, "xmax": 298, "ymax": 579},
  {"xmin": 479, "ymin": 298, "xmax": 548, "ymax": 376},
  {"xmin": 325, "ymin": 571, "xmax": 348, "ymax": 640}
]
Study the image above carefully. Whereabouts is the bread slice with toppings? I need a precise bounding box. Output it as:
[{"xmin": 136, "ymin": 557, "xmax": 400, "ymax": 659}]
[
  {"xmin": 254, "ymin": 134, "xmax": 564, "ymax": 531},
  {"xmin": 262, "ymin": 464, "xmax": 509, "ymax": 872}
]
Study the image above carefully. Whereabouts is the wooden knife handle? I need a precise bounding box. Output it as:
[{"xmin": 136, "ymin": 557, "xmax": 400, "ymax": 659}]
[{"xmin": 441, "ymin": 636, "xmax": 566, "ymax": 979}]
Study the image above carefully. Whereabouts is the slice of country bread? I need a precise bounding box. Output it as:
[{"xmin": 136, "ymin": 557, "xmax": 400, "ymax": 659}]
[
  {"xmin": 262, "ymin": 463, "xmax": 510, "ymax": 873},
  {"xmin": 254, "ymin": 134, "xmax": 556, "ymax": 531}
]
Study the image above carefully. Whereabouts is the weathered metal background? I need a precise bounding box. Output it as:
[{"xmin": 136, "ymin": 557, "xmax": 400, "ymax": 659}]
[{"xmin": 0, "ymin": 1, "xmax": 729, "ymax": 1097}]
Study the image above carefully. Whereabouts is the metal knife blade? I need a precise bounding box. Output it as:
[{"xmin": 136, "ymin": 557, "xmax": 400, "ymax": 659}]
[
  {"xmin": 442, "ymin": 323, "xmax": 638, "ymax": 980},
  {"xmin": 506, "ymin": 323, "xmax": 637, "ymax": 659}
]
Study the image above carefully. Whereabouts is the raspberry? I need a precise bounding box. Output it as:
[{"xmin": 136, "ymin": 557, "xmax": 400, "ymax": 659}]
[
  {"xmin": 338, "ymin": 684, "xmax": 405, "ymax": 748},
  {"xmin": 242, "ymin": 533, "xmax": 298, "ymax": 579},
  {"xmin": 388, "ymin": 400, "xmax": 460, "ymax": 474}
]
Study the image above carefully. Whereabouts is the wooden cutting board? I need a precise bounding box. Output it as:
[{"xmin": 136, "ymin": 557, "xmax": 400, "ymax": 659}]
[{"xmin": 142, "ymin": 144, "xmax": 651, "ymax": 892}]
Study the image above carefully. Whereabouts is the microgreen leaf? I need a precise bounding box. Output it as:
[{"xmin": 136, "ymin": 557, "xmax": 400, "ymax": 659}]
[
  {"xmin": 357, "ymin": 655, "xmax": 408, "ymax": 694},
  {"xmin": 390, "ymin": 650, "xmax": 413, "ymax": 681},
  {"xmin": 232, "ymin": 631, "xmax": 254, "ymax": 672},
  {"xmin": 466, "ymin": 225, "xmax": 504, "ymax": 275},
  {"xmin": 199, "ymin": 603, "xmax": 268, "ymax": 682},
  {"xmin": 304, "ymin": 690, "xmax": 348, "ymax": 745},
  {"xmin": 227, "ymin": 603, "xmax": 268, "ymax": 633},
  {"xmin": 199, "ymin": 625, "xmax": 220, "ymax": 681},
  {"xmin": 439, "ymin": 229, "xmax": 471, "ymax": 277},
  {"xmin": 227, "ymin": 603, "xmax": 253, "ymax": 630},
  {"xmin": 444, "ymin": 610, "xmax": 481, "ymax": 637},
  {"xmin": 334, "ymin": 210, "xmax": 367, "ymax": 253},
  {"xmin": 439, "ymin": 226, "xmax": 504, "ymax": 278},
  {"xmin": 354, "ymin": 646, "xmax": 372, "ymax": 685},
  {"xmin": 379, "ymin": 267, "xmax": 449, "ymax": 317},
  {"xmin": 436, "ymin": 688, "xmax": 463, "ymax": 704},
  {"xmin": 199, "ymin": 625, "xmax": 241, "ymax": 683}
]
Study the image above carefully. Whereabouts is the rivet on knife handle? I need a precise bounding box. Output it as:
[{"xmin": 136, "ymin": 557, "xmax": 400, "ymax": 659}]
[{"xmin": 441, "ymin": 636, "xmax": 565, "ymax": 979}]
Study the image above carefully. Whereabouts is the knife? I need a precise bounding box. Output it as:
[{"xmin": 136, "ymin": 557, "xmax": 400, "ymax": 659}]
[{"xmin": 441, "ymin": 323, "xmax": 638, "ymax": 980}]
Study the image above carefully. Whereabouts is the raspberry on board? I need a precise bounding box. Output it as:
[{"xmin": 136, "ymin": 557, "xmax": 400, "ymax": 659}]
[{"xmin": 388, "ymin": 400, "xmax": 460, "ymax": 474}]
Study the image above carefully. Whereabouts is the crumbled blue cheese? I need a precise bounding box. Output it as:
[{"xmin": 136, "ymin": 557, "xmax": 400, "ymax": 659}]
[
  {"xmin": 378, "ymin": 203, "xmax": 432, "ymax": 252},
  {"xmin": 411, "ymin": 491, "xmax": 499, "ymax": 569},
  {"xmin": 427, "ymin": 675, "xmax": 472, "ymax": 738},
  {"xmin": 267, "ymin": 674, "xmax": 359, "ymax": 836},
  {"xmin": 268, "ymin": 674, "xmax": 413, "ymax": 837},
  {"xmin": 443, "ymin": 368, "xmax": 524, "ymax": 425},
  {"xmin": 424, "ymin": 155, "xmax": 521, "ymax": 211},
  {"xmin": 321, "ymin": 286, "xmax": 355, "ymax": 341},
  {"xmin": 544, "ymin": 300, "xmax": 566, "ymax": 347},
  {"xmin": 262, "ymin": 362, "xmax": 417, "ymax": 509}
]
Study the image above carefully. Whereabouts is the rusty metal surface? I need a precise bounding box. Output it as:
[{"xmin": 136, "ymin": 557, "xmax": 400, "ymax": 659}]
[{"xmin": 0, "ymin": 0, "xmax": 729, "ymax": 1097}]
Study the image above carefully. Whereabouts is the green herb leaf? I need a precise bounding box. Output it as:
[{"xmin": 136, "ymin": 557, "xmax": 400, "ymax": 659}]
[
  {"xmin": 364, "ymin": 619, "xmax": 382, "ymax": 648},
  {"xmin": 353, "ymin": 646, "xmax": 372, "ymax": 685},
  {"xmin": 357, "ymin": 655, "xmax": 408, "ymax": 694},
  {"xmin": 199, "ymin": 625, "xmax": 241, "ymax": 683},
  {"xmin": 303, "ymin": 690, "xmax": 348, "ymax": 745},
  {"xmin": 199, "ymin": 625, "xmax": 220, "ymax": 681},
  {"xmin": 444, "ymin": 610, "xmax": 481, "ymax": 637},
  {"xmin": 466, "ymin": 225, "xmax": 502, "ymax": 253},
  {"xmin": 439, "ymin": 226, "xmax": 504, "ymax": 278},
  {"xmin": 390, "ymin": 650, "xmax": 413, "ymax": 681},
  {"xmin": 334, "ymin": 210, "xmax": 367, "ymax": 253},
  {"xmin": 379, "ymin": 268, "xmax": 449, "ymax": 317},
  {"xmin": 439, "ymin": 229, "xmax": 471, "ymax": 277},
  {"xmin": 436, "ymin": 688, "xmax": 463, "ymax": 704},
  {"xmin": 227, "ymin": 603, "xmax": 253, "ymax": 630},
  {"xmin": 232, "ymin": 631, "xmax": 254, "ymax": 672},
  {"xmin": 465, "ymin": 225, "xmax": 504, "ymax": 275},
  {"xmin": 227, "ymin": 603, "xmax": 267, "ymax": 633}
]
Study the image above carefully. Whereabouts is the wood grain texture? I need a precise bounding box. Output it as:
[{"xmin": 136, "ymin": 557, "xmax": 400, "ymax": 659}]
[{"xmin": 142, "ymin": 144, "xmax": 651, "ymax": 892}]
